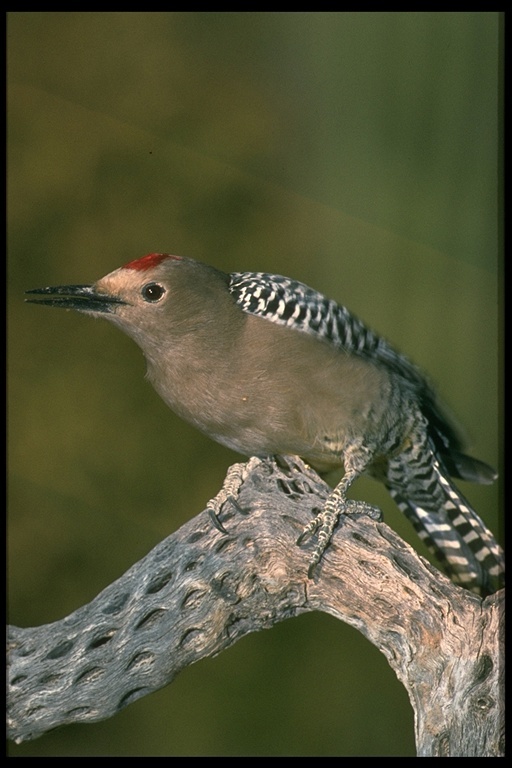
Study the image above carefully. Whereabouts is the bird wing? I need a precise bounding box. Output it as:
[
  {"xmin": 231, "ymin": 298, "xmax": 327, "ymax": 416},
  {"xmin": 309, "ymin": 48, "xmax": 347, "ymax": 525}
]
[{"xmin": 228, "ymin": 271, "xmax": 495, "ymax": 484}]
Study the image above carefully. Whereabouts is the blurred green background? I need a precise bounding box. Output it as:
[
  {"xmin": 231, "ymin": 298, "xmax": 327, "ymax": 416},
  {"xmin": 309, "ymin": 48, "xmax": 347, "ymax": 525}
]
[{"xmin": 7, "ymin": 12, "xmax": 501, "ymax": 756}]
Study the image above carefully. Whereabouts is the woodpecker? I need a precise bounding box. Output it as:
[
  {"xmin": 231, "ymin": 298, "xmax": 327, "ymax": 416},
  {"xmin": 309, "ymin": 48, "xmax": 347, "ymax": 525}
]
[{"xmin": 26, "ymin": 253, "xmax": 504, "ymax": 595}]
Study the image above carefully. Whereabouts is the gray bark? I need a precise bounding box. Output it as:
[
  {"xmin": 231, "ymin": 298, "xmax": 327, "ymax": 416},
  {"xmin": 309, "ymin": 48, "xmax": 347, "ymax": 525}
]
[{"xmin": 7, "ymin": 456, "xmax": 504, "ymax": 756}]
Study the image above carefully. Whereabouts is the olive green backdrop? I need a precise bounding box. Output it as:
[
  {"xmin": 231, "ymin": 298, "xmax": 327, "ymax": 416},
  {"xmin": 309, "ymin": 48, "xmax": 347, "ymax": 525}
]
[{"xmin": 7, "ymin": 12, "xmax": 502, "ymax": 756}]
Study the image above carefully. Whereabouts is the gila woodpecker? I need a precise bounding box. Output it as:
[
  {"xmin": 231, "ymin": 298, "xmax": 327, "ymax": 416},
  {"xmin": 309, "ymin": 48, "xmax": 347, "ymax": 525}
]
[{"xmin": 26, "ymin": 253, "xmax": 504, "ymax": 595}]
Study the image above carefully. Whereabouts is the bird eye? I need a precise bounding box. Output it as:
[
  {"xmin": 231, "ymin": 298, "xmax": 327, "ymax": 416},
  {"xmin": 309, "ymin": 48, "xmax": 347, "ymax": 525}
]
[{"xmin": 141, "ymin": 282, "xmax": 166, "ymax": 303}]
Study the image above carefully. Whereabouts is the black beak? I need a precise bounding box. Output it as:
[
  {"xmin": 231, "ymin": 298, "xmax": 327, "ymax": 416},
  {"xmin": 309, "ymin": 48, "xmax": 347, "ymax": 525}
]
[{"xmin": 25, "ymin": 285, "xmax": 126, "ymax": 314}]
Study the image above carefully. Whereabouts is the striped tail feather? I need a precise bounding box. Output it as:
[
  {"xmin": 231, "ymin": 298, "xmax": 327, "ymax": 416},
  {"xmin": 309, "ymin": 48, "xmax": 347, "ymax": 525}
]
[{"xmin": 386, "ymin": 442, "xmax": 504, "ymax": 597}]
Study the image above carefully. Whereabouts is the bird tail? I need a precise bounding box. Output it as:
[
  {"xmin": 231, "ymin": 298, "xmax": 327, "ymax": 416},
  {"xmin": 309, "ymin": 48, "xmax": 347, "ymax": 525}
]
[{"xmin": 386, "ymin": 443, "xmax": 504, "ymax": 597}]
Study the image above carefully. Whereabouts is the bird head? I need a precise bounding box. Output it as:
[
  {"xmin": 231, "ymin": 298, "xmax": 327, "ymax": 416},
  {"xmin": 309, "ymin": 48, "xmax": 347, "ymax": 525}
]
[{"xmin": 26, "ymin": 253, "xmax": 232, "ymax": 349}]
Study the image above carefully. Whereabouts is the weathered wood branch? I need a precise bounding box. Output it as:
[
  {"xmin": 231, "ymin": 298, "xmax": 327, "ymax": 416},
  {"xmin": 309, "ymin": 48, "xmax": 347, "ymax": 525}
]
[{"xmin": 7, "ymin": 456, "xmax": 504, "ymax": 756}]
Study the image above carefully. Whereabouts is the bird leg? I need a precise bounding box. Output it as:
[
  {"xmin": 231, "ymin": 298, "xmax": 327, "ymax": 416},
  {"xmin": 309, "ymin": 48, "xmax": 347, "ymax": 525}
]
[{"xmin": 298, "ymin": 456, "xmax": 383, "ymax": 578}]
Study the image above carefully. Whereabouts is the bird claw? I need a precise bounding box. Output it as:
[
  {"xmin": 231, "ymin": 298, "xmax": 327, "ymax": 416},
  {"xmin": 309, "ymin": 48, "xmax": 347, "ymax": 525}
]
[
  {"xmin": 206, "ymin": 458, "xmax": 261, "ymax": 532},
  {"xmin": 296, "ymin": 512, "xmax": 323, "ymax": 545},
  {"xmin": 208, "ymin": 506, "xmax": 230, "ymax": 534},
  {"xmin": 298, "ymin": 498, "xmax": 383, "ymax": 577}
]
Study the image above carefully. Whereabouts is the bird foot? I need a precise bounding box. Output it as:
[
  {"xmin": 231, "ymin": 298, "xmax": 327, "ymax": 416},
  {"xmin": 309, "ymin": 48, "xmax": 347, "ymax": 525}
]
[
  {"xmin": 207, "ymin": 457, "xmax": 262, "ymax": 532},
  {"xmin": 298, "ymin": 497, "xmax": 382, "ymax": 578}
]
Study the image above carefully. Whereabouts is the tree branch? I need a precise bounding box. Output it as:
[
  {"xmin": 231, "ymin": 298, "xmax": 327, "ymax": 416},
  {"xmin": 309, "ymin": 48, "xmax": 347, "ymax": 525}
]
[{"xmin": 7, "ymin": 457, "xmax": 504, "ymax": 756}]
